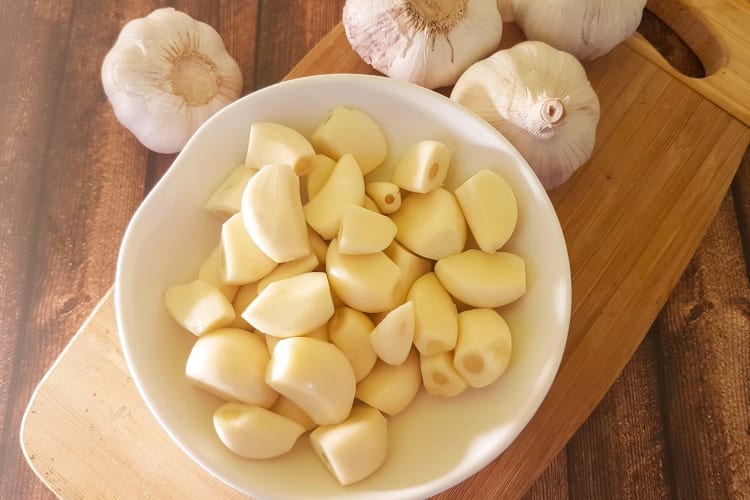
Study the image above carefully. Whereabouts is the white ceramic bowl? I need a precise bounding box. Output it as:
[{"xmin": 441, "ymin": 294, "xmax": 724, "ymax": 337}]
[{"xmin": 115, "ymin": 74, "xmax": 571, "ymax": 500}]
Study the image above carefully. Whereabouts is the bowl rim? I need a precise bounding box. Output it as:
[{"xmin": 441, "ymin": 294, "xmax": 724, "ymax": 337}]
[{"xmin": 115, "ymin": 73, "xmax": 571, "ymax": 500}]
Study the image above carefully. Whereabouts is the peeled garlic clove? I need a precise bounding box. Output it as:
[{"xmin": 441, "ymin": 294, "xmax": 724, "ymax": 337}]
[
  {"xmin": 328, "ymin": 307, "xmax": 378, "ymax": 382},
  {"xmin": 420, "ymin": 351, "xmax": 468, "ymax": 397},
  {"xmin": 271, "ymin": 396, "xmax": 317, "ymax": 432},
  {"xmin": 451, "ymin": 41, "xmax": 601, "ymax": 190},
  {"xmin": 229, "ymin": 282, "xmax": 259, "ymax": 330},
  {"xmin": 454, "ymin": 308, "xmax": 512, "ymax": 387},
  {"xmin": 257, "ymin": 253, "xmax": 319, "ymax": 294},
  {"xmin": 363, "ymin": 195, "xmax": 381, "ymax": 213},
  {"xmin": 164, "ymin": 279, "xmax": 235, "ymax": 336},
  {"xmin": 213, "ymin": 402, "xmax": 304, "ymax": 459},
  {"xmin": 326, "ymin": 239, "xmax": 400, "ymax": 313},
  {"xmin": 310, "ymin": 107, "xmax": 387, "ymax": 175},
  {"xmin": 198, "ymin": 246, "xmax": 238, "ymax": 301},
  {"xmin": 343, "ymin": 0, "xmax": 503, "ymax": 90},
  {"xmin": 514, "ymin": 0, "xmax": 647, "ymax": 60},
  {"xmin": 454, "ymin": 169, "xmax": 518, "ymax": 253},
  {"xmin": 365, "ymin": 181, "xmax": 401, "ymax": 214},
  {"xmin": 310, "ymin": 404, "xmax": 388, "ymax": 486},
  {"xmin": 384, "ymin": 241, "xmax": 433, "ymax": 305},
  {"xmin": 407, "ymin": 273, "xmax": 458, "ymax": 355},
  {"xmin": 338, "ymin": 204, "xmax": 397, "ymax": 255},
  {"xmin": 370, "ymin": 301, "xmax": 415, "ymax": 365},
  {"xmin": 267, "ymin": 337, "xmax": 356, "ymax": 425},
  {"xmin": 186, "ymin": 328, "xmax": 278, "ymax": 407},
  {"xmin": 265, "ymin": 325, "xmax": 329, "ymax": 355},
  {"xmin": 245, "ymin": 122, "xmax": 316, "ymax": 175},
  {"xmin": 389, "ymin": 187, "xmax": 467, "ymax": 260},
  {"xmin": 220, "ymin": 213, "xmax": 278, "ymax": 285},
  {"xmin": 204, "ymin": 165, "xmax": 258, "ymax": 221},
  {"xmin": 101, "ymin": 8, "xmax": 243, "ymax": 154},
  {"xmin": 241, "ymin": 163, "xmax": 310, "ymax": 263},
  {"xmin": 307, "ymin": 227, "xmax": 329, "ymax": 267},
  {"xmin": 304, "ymin": 154, "xmax": 365, "ymax": 240},
  {"xmin": 392, "ymin": 140, "xmax": 451, "ymax": 194},
  {"xmin": 242, "ymin": 272, "xmax": 334, "ymax": 338},
  {"xmin": 356, "ymin": 348, "xmax": 421, "ymax": 416},
  {"xmin": 435, "ymin": 249, "xmax": 526, "ymax": 308},
  {"xmin": 306, "ymin": 154, "xmax": 337, "ymax": 201}
]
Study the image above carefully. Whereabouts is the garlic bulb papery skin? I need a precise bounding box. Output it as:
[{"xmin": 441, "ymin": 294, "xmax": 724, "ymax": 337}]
[
  {"xmin": 343, "ymin": 0, "xmax": 503, "ymax": 90},
  {"xmin": 101, "ymin": 8, "xmax": 243, "ymax": 154},
  {"xmin": 497, "ymin": 0, "xmax": 514, "ymax": 22},
  {"xmin": 513, "ymin": 0, "xmax": 647, "ymax": 60},
  {"xmin": 451, "ymin": 41, "xmax": 600, "ymax": 190}
]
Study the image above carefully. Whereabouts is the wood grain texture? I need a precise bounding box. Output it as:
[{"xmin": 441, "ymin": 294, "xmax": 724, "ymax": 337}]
[{"xmin": 4, "ymin": 2, "xmax": 750, "ymax": 500}]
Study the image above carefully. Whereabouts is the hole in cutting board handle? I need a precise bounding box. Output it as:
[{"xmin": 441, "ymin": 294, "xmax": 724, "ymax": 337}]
[{"xmin": 637, "ymin": 0, "xmax": 726, "ymax": 78}]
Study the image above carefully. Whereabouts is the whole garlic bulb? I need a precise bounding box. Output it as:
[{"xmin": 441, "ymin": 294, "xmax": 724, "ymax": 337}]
[
  {"xmin": 451, "ymin": 41, "xmax": 600, "ymax": 190},
  {"xmin": 101, "ymin": 8, "xmax": 243, "ymax": 154},
  {"xmin": 513, "ymin": 0, "xmax": 647, "ymax": 60},
  {"xmin": 343, "ymin": 0, "xmax": 503, "ymax": 89}
]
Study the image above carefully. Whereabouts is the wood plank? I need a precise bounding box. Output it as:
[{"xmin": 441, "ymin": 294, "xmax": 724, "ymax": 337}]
[
  {"xmin": 655, "ymin": 192, "xmax": 750, "ymax": 498},
  {"xmin": 565, "ymin": 331, "xmax": 673, "ymax": 499}
]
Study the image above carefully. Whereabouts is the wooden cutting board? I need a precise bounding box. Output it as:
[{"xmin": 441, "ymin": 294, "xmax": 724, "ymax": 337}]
[{"xmin": 21, "ymin": 2, "xmax": 750, "ymax": 498}]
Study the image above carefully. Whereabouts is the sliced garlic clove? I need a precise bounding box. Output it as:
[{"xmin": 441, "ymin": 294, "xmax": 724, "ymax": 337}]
[
  {"xmin": 186, "ymin": 328, "xmax": 278, "ymax": 407},
  {"xmin": 310, "ymin": 404, "xmax": 388, "ymax": 486},
  {"xmin": 310, "ymin": 106, "xmax": 387, "ymax": 175},
  {"xmin": 242, "ymin": 272, "xmax": 334, "ymax": 338},
  {"xmin": 392, "ymin": 140, "xmax": 451, "ymax": 194},
  {"xmin": 454, "ymin": 308, "xmax": 512, "ymax": 388},
  {"xmin": 270, "ymin": 396, "xmax": 317, "ymax": 432},
  {"xmin": 204, "ymin": 165, "xmax": 258, "ymax": 221},
  {"xmin": 198, "ymin": 246, "xmax": 238, "ymax": 301},
  {"xmin": 419, "ymin": 351, "xmax": 468, "ymax": 397},
  {"xmin": 384, "ymin": 240, "xmax": 434, "ymax": 305},
  {"xmin": 454, "ymin": 169, "xmax": 518, "ymax": 253},
  {"xmin": 370, "ymin": 301, "xmax": 415, "ymax": 365},
  {"xmin": 326, "ymin": 239, "xmax": 401, "ymax": 313},
  {"xmin": 306, "ymin": 154, "xmax": 337, "ymax": 201},
  {"xmin": 241, "ymin": 163, "xmax": 310, "ymax": 263},
  {"xmin": 266, "ymin": 336, "xmax": 356, "ymax": 425},
  {"xmin": 229, "ymin": 282, "xmax": 259, "ymax": 330},
  {"xmin": 434, "ymin": 249, "xmax": 526, "ymax": 307},
  {"xmin": 328, "ymin": 307, "xmax": 378, "ymax": 382},
  {"xmin": 337, "ymin": 204, "xmax": 397, "ymax": 255},
  {"xmin": 303, "ymin": 154, "xmax": 365, "ymax": 240},
  {"xmin": 213, "ymin": 402, "xmax": 304, "ymax": 459},
  {"xmin": 257, "ymin": 253, "xmax": 319, "ymax": 294},
  {"xmin": 355, "ymin": 348, "xmax": 421, "ymax": 416},
  {"xmin": 220, "ymin": 213, "xmax": 278, "ymax": 285},
  {"xmin": 407, "ymin": 273, "xmax": 458, "ymax": 355},
  {"xmin": 164, "ymin": 279, "xmax": 235, "ymax": 336},
  {"xmin": 365, "ymin": 181, "xmax": 402, "ymax": 214},
  {"xmin": 389, "ymin": 187, "xmax": 467, "ymax": 260},
  {"xmin": 245, "ymin": 122, "xmax": 316, "ymax": 175}
]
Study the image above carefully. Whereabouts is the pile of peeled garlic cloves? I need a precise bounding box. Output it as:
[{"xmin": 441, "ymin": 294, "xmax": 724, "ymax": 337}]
[{"xmin": 342, "ymin": 0, "xmax": 648, "ymax": 190}]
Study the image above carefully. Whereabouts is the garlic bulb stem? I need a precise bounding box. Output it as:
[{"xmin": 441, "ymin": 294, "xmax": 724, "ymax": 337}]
[
  {"xmin": 405, "ymin": 0, "xmax": 468, "ymax": 34},
  {"xmin": 539, "ymin": 98, "xmax": 565, "ymax": 126},
  {"xmin": 167, "ymin": 48, "xmax": 220, "ymax": 107}
]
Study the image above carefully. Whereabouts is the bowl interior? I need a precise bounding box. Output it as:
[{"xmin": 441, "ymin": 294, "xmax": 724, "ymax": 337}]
[{"xmin": 115, "ymin": 74, "xmax": 570, "ymax": 500}]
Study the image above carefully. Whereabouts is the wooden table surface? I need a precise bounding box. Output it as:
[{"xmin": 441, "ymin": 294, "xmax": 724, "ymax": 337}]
[{"xmin": 1, "ymin": 1, "xmax": 748, "ymax": 499}]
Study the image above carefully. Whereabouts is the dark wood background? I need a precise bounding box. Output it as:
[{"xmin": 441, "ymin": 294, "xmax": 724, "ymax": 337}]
[{"xmin": 0, "ymin": 1, "xmax": 748, "ymax": 498}]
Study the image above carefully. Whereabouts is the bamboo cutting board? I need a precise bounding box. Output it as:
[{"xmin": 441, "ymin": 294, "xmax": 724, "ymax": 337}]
[{"xmin": 21, "ymin": 2, "xmax": 750, "ymax": 499}]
